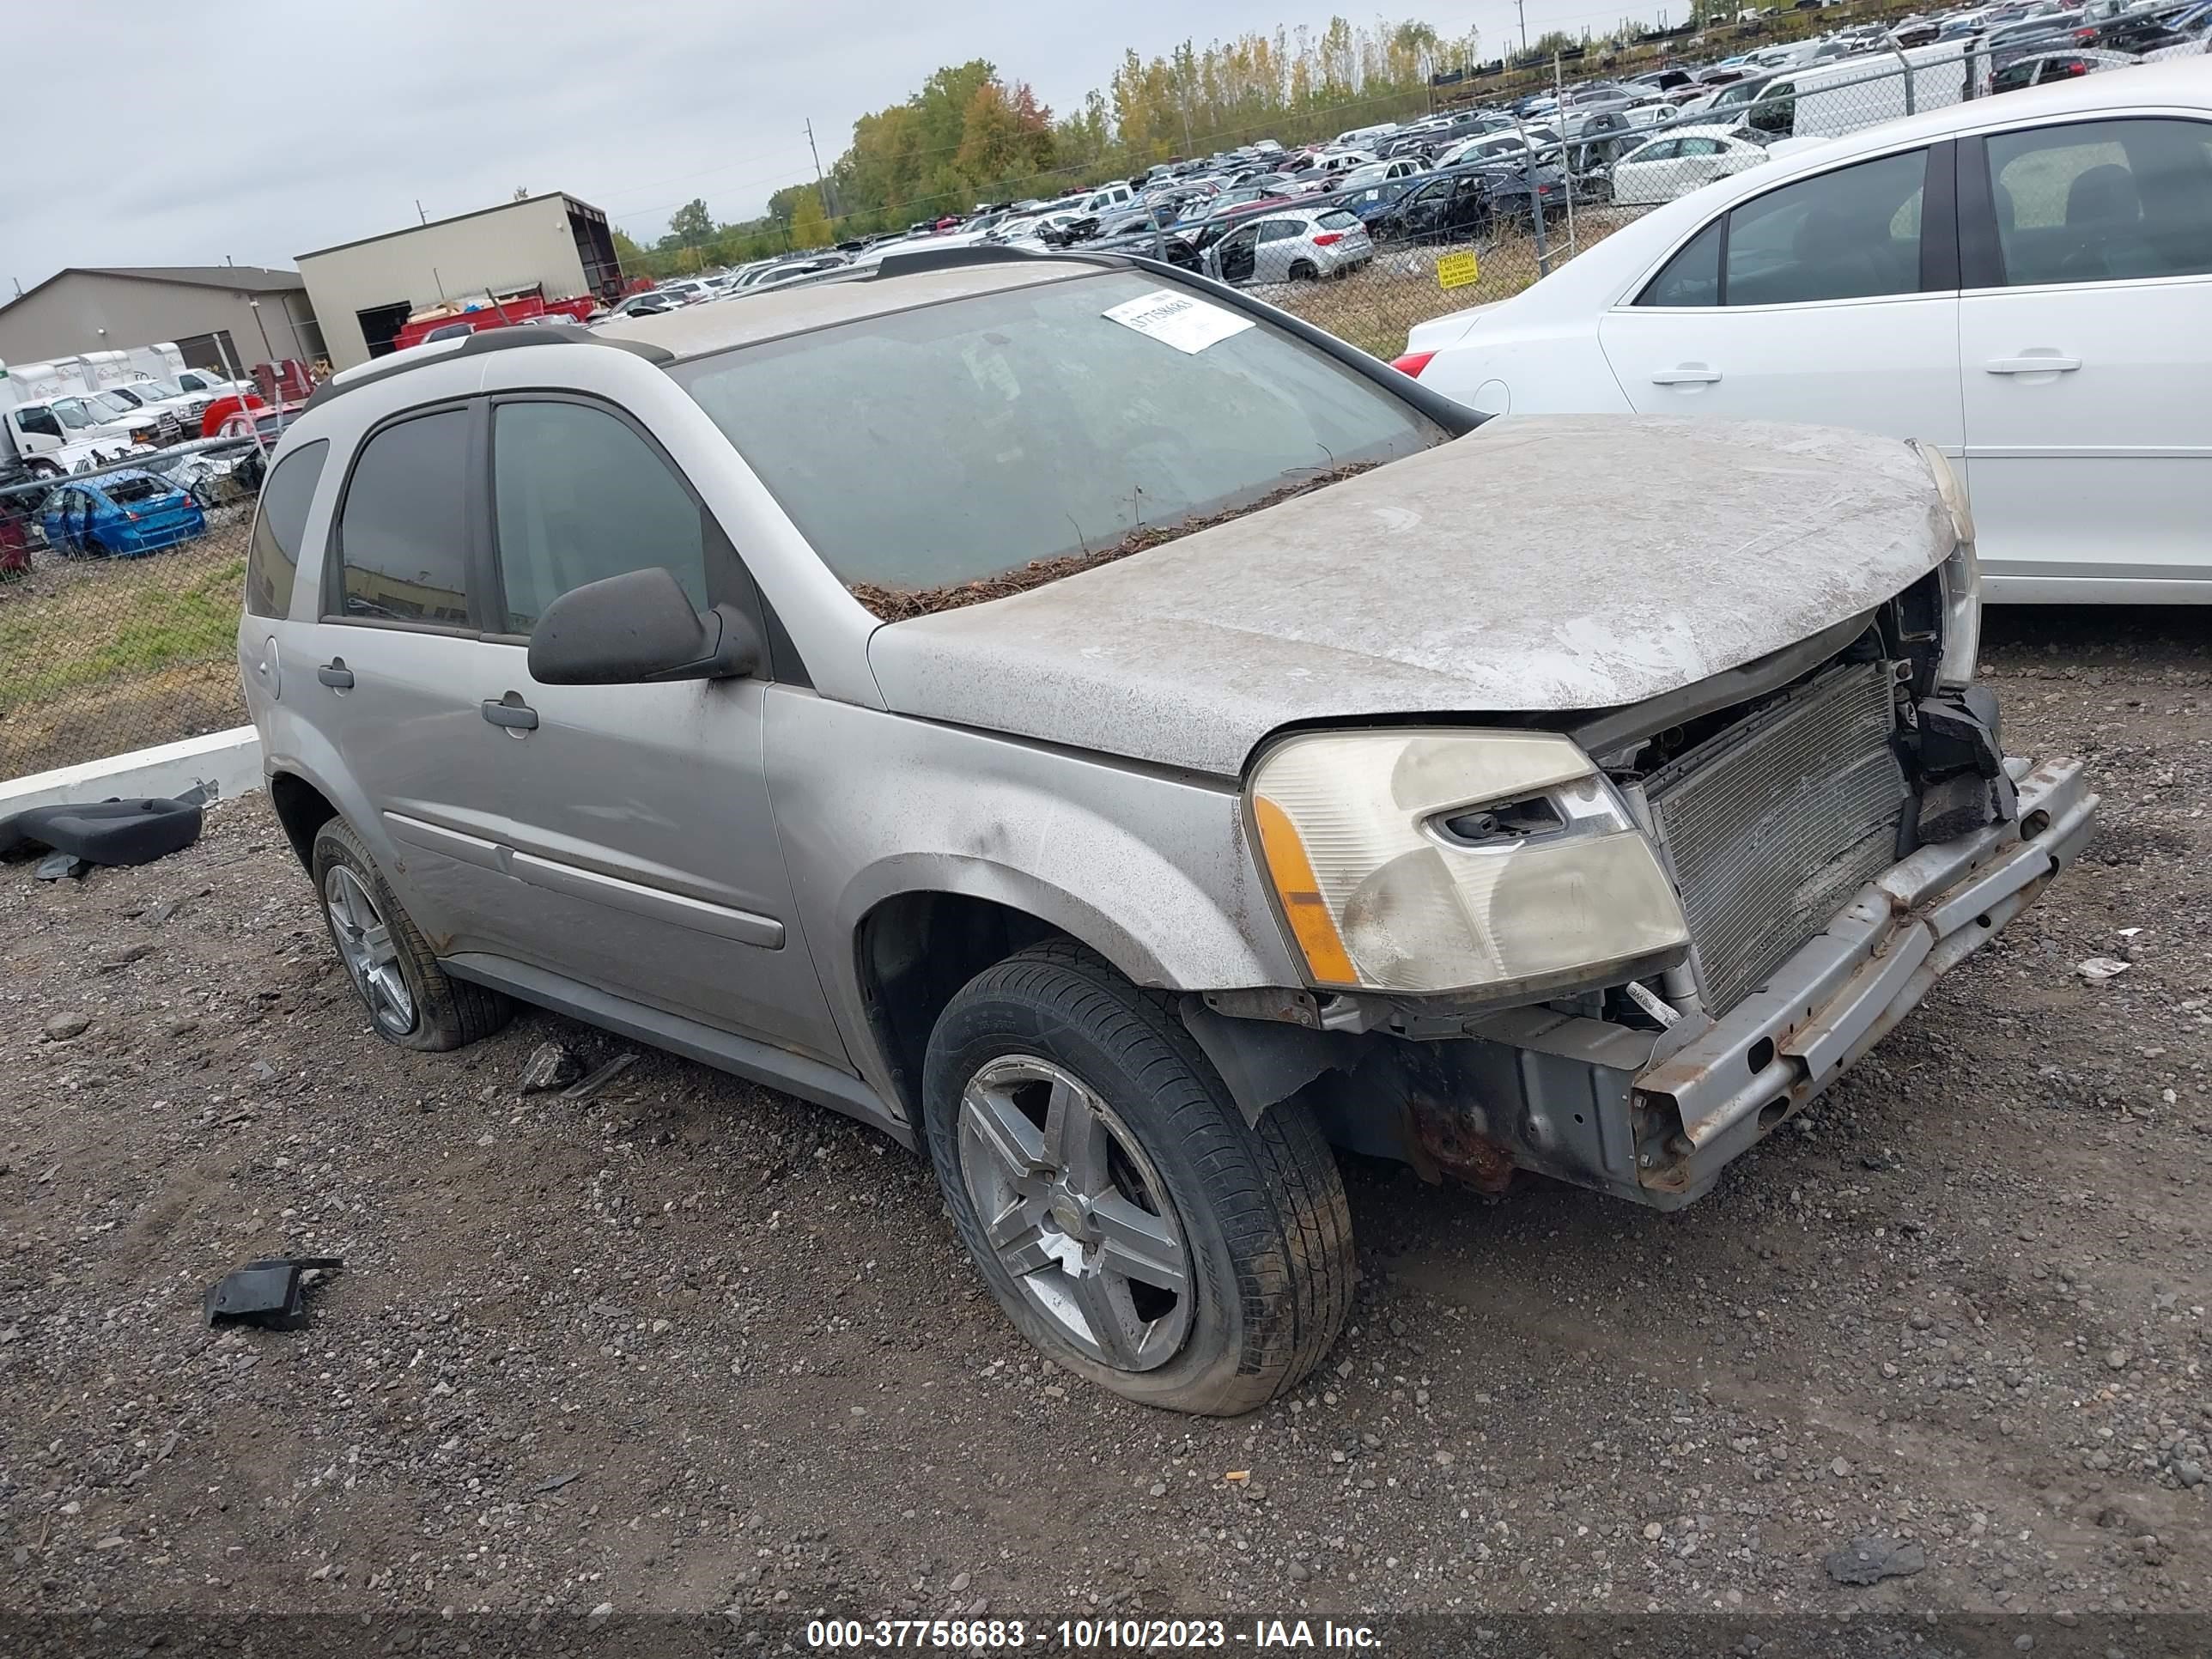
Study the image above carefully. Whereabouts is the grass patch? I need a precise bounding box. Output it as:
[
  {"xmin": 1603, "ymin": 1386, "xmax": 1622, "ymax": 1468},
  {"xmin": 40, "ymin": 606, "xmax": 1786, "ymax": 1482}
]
[
  {"xmin": 0, "ymin": 523, "xmax": 252, "ymax": 775},
  {"xmin": 0, "ymin": 537, "xmax": 246, "ymax": 710}
]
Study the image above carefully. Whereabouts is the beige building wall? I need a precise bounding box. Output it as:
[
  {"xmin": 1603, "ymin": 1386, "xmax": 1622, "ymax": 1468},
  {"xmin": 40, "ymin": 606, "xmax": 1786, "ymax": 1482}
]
[
  {"xmin": 0, "ymin": 272, "xmax": 317, "ymax": 375},
  {"xmin": 299, "ymin": 197, "xmax": 597, "ymax": 369}
]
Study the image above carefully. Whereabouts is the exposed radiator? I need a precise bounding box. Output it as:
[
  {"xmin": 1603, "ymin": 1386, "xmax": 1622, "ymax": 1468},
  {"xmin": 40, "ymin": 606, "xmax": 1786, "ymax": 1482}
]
[{"xmin": 1643, "ymin": 661, "xmax": 1908, "ymax": 1016}]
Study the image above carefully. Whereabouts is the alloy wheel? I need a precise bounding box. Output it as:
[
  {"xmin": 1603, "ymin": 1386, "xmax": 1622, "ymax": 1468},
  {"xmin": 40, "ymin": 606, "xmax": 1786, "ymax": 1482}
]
[
  {"xmin": 324, "ymin": 864, "xmax": 416, "ymax": 1036},
  {"xmin": 957, "ymin": 1054, "xmax": 1193, "ymax": 1372}
]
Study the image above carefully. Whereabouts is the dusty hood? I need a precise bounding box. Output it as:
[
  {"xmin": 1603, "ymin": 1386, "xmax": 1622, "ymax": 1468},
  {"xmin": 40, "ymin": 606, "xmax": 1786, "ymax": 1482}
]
[{"xmin": 866, "ymin": 414, "xmax": 1953, "ymax": 777}]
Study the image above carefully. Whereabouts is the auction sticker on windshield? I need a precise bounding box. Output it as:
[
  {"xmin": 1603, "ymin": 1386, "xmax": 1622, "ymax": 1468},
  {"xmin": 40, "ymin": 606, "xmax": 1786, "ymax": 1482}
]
[{"xmin": 1103, "ymin": 289, "xmax": 1255, "ymax": 354}]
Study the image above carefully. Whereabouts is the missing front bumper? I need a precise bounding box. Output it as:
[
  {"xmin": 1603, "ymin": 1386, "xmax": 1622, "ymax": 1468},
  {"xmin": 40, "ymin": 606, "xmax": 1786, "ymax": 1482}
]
[
  {"xmin": 1332, "ymin": 757, "xmax": 2097, "ymax": 1209},
  {"xmin": 1628, "ymin": 755, "xmax": 2095, "ymax": 1204}
]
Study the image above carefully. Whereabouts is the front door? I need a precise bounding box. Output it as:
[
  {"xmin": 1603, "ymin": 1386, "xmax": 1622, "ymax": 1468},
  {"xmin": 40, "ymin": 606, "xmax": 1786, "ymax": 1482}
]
[
  {"xmin": 1210, "ymin": 223, "xmax": 1261, "ymax": 285},
  {"xmin": 1599, "ymin": 143, "xmax": 1962, "ymax": 451},
  {"xmin": 467, "ymin": 394, "xmax": 846, "ymax": 1063},
  {"xmin": 1957, "ymin": 117, "xmax": 2212, "ymax": 596}
]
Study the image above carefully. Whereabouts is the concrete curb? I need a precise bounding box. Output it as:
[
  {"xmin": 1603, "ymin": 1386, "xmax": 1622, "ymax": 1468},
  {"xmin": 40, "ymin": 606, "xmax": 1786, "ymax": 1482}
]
[{"xmin": 1, "ymin": 726, "xmax": 263, "ymax": 817}]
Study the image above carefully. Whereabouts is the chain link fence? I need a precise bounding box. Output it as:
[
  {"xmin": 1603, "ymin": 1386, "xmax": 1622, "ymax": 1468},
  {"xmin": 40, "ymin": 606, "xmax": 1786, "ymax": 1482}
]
[{"xmin": 1, "ymin": 439, "xmax": 268, "ymax": 781}]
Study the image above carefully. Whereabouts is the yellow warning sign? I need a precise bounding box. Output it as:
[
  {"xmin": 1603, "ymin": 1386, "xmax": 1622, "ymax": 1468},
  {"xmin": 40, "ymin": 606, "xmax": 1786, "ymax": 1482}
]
[{"xmin": 1435, "ymin": 251, "xmax": 1480, "ymax": 290}]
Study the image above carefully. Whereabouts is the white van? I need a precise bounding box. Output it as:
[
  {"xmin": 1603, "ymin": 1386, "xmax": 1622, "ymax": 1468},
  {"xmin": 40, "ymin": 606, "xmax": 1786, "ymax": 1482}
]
[
  {"xmin": 1333, "ymin": 122, "xmax": 1398, "ymax": 148},
  {"xmin": 1738, "ymin": 40, "xmax": 1970, "ymax": 142}
]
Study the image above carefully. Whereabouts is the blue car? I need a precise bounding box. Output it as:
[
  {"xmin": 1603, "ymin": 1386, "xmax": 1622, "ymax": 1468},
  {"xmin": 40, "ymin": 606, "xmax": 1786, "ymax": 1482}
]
[{"xmin": 40, "ymin": 471, "xmax": 207, "ymax": 558}]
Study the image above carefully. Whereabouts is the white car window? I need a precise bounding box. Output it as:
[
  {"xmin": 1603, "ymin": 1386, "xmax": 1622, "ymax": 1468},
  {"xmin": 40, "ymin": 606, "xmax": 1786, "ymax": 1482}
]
[
  {"xmin": 1634, "ymin": 148, "xmax": 1928, "ymax": 307},
  {"xmin": 1723, "ymin": 149, "xmax": 1928, "ymax": 305},
  {"xmin": 1984, "ymin": 117, "xmax": 2212, "ymax": 285}
]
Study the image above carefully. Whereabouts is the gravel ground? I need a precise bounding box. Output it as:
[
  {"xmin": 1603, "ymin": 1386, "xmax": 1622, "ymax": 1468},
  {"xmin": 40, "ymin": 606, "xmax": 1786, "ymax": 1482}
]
[{"xmin": 3, "ymin": 606, "xmax": 2209, "ymax": 1639}]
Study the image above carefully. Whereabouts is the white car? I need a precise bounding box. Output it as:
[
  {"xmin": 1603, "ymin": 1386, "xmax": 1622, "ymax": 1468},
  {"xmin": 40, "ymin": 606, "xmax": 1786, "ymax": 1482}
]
[
  {"xmin": 1607, "ymin": 126, "xmax": 1774, "ymax": 204},
  {"xmin": 1399, "ymin": 57, "xmax": 2212, "ymax": 603},
  {"xmin": 1337, "ymin": 157, "xmax": 1431, "ymax": 191}
]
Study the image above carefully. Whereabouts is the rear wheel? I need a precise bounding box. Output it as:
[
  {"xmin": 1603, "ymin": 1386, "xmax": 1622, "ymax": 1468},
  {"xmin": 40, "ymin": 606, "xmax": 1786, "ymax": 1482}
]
[
  {"xmin": 310, "ymin": 817, "xmax": 511, "ymax": 1052},
  {"xmin": 924, "ymin": 943, "xmax": 1354, "ymax": 1415},
  {"xmin": 1287, "ymin": 259, "xmax": 1319, "ymax": 281}
]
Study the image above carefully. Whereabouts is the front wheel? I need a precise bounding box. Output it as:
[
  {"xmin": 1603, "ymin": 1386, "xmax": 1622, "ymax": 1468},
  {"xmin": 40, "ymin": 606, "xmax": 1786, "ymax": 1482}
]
[{"xmin": 923, "ymin": 943, "xmax": 1354, "ymax": 1415}]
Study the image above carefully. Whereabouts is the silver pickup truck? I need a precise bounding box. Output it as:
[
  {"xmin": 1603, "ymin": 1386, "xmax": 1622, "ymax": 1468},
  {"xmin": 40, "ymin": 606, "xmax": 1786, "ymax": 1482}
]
[{"xmin": 237, "ymin": 249, "xmax": 2095, "ymax": 1414}]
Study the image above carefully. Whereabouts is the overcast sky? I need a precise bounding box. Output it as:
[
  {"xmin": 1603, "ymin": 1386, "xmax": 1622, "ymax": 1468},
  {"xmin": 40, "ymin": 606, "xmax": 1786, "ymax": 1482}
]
[{"xmin": 6, "ymin": 0, "xmax": 1664, "ymax": 290}]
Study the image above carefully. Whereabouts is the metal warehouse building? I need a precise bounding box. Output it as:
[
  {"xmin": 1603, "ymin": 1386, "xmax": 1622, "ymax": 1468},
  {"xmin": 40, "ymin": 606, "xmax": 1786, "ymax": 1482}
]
[
  {"xmin": 0, "ymin": 264, "xmax": 321, "ymax": 377},
  {"xmin": 297, "ymin": 192, "xmax": 624, "ymax": 368}
]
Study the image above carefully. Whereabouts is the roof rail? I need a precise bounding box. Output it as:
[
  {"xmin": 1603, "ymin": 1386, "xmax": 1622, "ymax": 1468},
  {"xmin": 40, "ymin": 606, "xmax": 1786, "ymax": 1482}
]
[
  {"xmin": 305, "ymin": 322, "xmax": 672, "ymax": 409},
  {"xmin": 866, "ymin": 245, "xmax": 1097, "ymax": 279}
]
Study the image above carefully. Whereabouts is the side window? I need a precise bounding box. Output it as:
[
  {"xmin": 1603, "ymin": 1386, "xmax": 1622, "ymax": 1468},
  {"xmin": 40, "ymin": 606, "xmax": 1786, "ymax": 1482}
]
[
  {"xmin": 1723, "ymin": 149, "xmax": 1928, "ymax": 306},
  {"xmin": 1255, "ymin": 219, "xmax": 1300, "ymax": 242},
  {"xmin": 1984, "ymin": 118, "xmax": 2212, "ymax": 286},
  {"xmin": 335, "ymin": 410, "xmax": 471, "ymax": 627},
  {"xmin": 244, "ymin": 439, "xmax": 330, "ymax": 619},
  {"xmin": 1680, "ymin": 137, "xmax": 1727, "ymax": 158},
  {"xmin": 1635, "ymin": 216, "xmax": 1724, "ymax": 307},
  {"xmin": 490, "ymin": 400, "xmax": 708, "ymax": 637},
  {"xmin": 1991, "ymin": 61, "xmax": 2039, "ymax": 94},
  {"xmin": 1635, "ymin": 139, "xmax": 1682, "ymax": 163},
  {"xmin": 16, "ymin": 405, "xmax": 61, "ymax": 440}
]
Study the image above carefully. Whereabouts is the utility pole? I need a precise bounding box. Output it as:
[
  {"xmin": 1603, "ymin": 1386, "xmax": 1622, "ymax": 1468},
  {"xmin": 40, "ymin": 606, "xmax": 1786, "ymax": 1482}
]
[
  {"xmin": 804, "ymin": 118, "xmax": 837, "ymax": 222},
  {"xmin": 1516, "ymin": 0, "xmax": 1529, "ymax": 53}
]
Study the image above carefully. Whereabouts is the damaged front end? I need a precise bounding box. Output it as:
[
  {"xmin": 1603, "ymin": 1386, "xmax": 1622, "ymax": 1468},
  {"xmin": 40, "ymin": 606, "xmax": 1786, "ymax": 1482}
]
[{"xmin": 1192, "ymin": 551, "xmax": 2098, "ymax": 1210}]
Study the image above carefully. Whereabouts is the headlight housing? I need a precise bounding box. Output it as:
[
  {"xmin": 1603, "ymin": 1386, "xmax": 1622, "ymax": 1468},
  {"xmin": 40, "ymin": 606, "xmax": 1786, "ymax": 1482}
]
[
  {"xmin": 1911, "ymin": 441, "xmax": 1980, "ymax": 690},
  {"xmin": 1249, "ymin": 729, "xmax": 1691, "ymax": 1001}
]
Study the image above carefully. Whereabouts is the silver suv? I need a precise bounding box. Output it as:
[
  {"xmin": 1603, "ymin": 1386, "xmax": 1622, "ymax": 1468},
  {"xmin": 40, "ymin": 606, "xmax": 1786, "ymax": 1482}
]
[{"xmin": 238, "ymin": 249, "xmax": 2095, "ymax": 1415}]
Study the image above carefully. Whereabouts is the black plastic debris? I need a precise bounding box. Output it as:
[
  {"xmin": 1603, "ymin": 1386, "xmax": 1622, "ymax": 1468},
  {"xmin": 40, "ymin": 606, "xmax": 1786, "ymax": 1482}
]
[
  {"xmin": 3, "ymin": 786, "xmax": 210, "ymax": 878},
  {"xmin": 203, "ymin": 1257, "xmax": 343, "ymax": 1331}
]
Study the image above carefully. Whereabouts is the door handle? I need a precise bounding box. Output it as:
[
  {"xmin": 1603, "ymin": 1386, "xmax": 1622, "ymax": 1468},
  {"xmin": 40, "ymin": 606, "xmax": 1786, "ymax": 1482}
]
[
  {"xmin": 481, "ymin": 694, "xmax": 538, "ymax": 732},
  {"xmin": 1650, "ymin": 366, "xmax": 1723, "ymax": 385},
  {"xmin": 1984, "ymin": 356, "xmax": 2081, "ymax": 374},
  {"xmin": 316, "ymin": 659, "xmax": 354, "ymax": 689}
]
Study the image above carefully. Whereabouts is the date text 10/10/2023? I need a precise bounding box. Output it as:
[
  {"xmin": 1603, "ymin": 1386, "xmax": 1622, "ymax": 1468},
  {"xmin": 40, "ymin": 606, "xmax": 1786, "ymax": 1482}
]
[{"xmin": 805, "ymin": 1620, "xmax": 1382, "ymax": 1650}]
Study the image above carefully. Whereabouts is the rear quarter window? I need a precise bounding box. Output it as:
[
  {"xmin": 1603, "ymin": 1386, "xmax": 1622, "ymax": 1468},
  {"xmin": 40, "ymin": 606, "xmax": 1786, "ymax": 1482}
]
[{"xmin": 246, "ymin": 440, "xmax": 330, "ymax": 619}]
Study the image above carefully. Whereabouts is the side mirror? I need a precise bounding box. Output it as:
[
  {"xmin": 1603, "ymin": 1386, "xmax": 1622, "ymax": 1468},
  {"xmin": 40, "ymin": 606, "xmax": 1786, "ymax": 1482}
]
[{"xmin": 526, "ymin": 565, "xmax": 760, "ymax": 686}]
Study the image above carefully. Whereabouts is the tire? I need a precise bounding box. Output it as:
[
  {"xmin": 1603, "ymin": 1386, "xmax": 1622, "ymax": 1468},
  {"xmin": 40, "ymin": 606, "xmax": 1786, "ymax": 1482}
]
[
  {"xmin": 310, "ymin": 817, "xmax": 511, "ymax": 1053},
  {"xmin": 1287, "ymin": 259, "xmax": 1318, "ymax": 282},
  {"xmin": 923, "ymin": 942, "xmax": 1353, "ymax": 1415}
]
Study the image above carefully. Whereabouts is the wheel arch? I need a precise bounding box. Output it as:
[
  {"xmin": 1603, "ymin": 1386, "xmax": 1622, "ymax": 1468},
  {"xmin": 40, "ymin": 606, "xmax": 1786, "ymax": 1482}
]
[
  {"xmin": 268, "ymin": 769, "xmax": 342, "ymax": 871},
  {"xmin": 851, "ymin": 871, "xmax": 1158, "ymax": 1123}
]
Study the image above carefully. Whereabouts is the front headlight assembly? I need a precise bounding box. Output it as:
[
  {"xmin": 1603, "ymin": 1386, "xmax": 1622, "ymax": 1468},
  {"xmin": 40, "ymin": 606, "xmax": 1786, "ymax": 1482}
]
[
  {"xmin": 1911, "ymin": 441, "xmax": 1981, "ymax": 691},
  {"xmin": 1249, "ymin": 729, "xmax": 1691, "ymax": 1003}
]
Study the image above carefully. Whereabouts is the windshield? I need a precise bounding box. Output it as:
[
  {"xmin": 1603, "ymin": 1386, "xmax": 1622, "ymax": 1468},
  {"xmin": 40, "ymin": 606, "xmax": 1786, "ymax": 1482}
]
[
  {"xmin": 94, "ymin": 392, "xmax": 139, "ymax": 418},
  {"xmin": 133, "ymin": 380, "xmax": 185, "ymax": 400},
  {"xmin": 674, "ymin": 270, "xmax": 1442, "ymax": 597},
  {"xmin": 51, "ymin": 400, "xmax": 97, "ymax": 430}
]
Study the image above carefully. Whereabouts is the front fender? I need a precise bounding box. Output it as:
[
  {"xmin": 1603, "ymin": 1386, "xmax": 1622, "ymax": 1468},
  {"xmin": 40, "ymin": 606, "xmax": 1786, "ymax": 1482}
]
[{"xmin": 766, "ymin": 691, "xmax": 1305, "ymax": 1089}]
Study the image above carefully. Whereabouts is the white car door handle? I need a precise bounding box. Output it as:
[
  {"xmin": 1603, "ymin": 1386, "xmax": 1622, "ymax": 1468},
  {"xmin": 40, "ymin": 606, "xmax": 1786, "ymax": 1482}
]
[
  {"xmin": 1650, "ymin": 367, "xmax": 1722, "ymax": 385},
  {"xmin": 1984, "ymin": 356, "xmax": 2081, "ymax": 374}
]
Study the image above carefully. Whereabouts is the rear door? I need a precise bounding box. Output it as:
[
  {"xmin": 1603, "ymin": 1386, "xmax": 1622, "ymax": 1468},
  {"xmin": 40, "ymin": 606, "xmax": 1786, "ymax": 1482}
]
[
  {"xmin": 1251, "ymin": 218, "xmax": 1305, "ymax": 281},
  {"xmin": 310, "ymin": 403, "xmax": 528, "ymax": 954},
  {"xmin": 1956, "ymin": 116, "xmax": 2212, "ymax": 596},
  {"xmin": 1598, "ymin": 143, "xmax": 1964, "ymax": 451}
]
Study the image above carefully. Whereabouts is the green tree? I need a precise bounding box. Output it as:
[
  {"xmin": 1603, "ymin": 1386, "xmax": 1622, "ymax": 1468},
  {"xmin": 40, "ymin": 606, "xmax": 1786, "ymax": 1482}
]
[
  {"xmin": 789, "ymin": 189, "xmax": 833, "ymax": 248},
  {"xmin": 1530, "ymin": 28, "xmax": 1582, "ymax": 57},
  {"xmin": 667, "ymin": 198, "xmax": 714, "ymax": 246}
]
